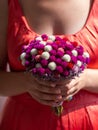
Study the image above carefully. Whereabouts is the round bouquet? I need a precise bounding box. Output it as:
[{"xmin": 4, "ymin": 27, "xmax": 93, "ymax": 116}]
[{"xmin": 20, "ymin": 34, "xmax": 90, "ymax": 116}]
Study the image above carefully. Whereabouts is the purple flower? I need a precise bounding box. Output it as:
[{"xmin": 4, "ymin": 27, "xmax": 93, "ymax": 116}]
[
  {"xmin": 40, "ymin": 59, "xmax": 48, "ymax": 67},
  {"xmin": 65, "ymin": 51, "xmax": 72, "ymax": 56},
  {"xmin": 77, "ymin": 55, "xmax": 85, "ymax": 62},
  {"xmin": 45, "ymin": 68, "xmax": 51, "ymax": 75},
  {"xmin": 61, "ymin": 61, "xmax": 68, "ymax": 68},
  {"xmin": 80, "ymin": 65, "xmax": 85, "ymax": 71},
  {"xmin": 34, "ymin": 44, "xmax": 44, "ymax": 49},
  {"xmin": 76, "ymin": 45, "xmax": 84, "ymax": 55},
  {"xmin": 71, "ymin": 56, "xmax": 77, "ymax": 63},
  {"xmin": 32, "ymin": 68, "xmax": 37, "ymax": 74},
  {"xmin": 41, "ymin": 34, "xmax": 48, "ymax": 41},
  {"xmin": 55, "ymin": 36, "xmax": 62, "ymax": 41},
  {"xmin": 56, "ymin": 66, "xmax": 63, "ymax": 73},
  {"xmin": 50, "ymin": 50, "xmax": 57, "ymax": 55},
  {"xmin": 65, "ymin": 42, "xmax": 74, "ymax": 50},
  {"xmin": 37, "ymin": 68, "xmax": 45, "ymax": 75},
  {"xmin": 49, "ymin": 55, "xmax": 56, "ymax": 62},
  {"xmin": 63, "ymin": 70, "xmax": 69, "ymax": 76},
  {"xmin": 38, "ymin": 44, "xmax": 44, "ymax": 49},
  {"xmin": 51, "ymin": 44, "xmax": 58, "ymax": 50},
  {"xmin": 26, "ymin": 48, "xmax": 31, "ymax": 54},
  {"xmin": 56, "ymin": 50, "xmax": 64, "ymax": 57},
  {"xmin": 56, "ymin": 58, "xmax": 62, "ymax": 65},
  {"xmin": 86, "ymin": 57, "xmax": 90, "ymax": 64},
  {"xmin": 25, "ymin": 61, "xmax": 30, "ymax": 67},
  {"xmin": 25, "ymin": 54, "xmax": 30, "ymax": 59}
]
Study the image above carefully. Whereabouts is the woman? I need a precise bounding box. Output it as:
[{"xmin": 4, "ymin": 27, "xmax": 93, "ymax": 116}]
[{"xmin": 0, "ymin": 0, "xmax": 98, "ymax": 129}]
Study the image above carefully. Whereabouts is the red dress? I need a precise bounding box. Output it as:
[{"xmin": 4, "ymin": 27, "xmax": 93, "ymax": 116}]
[{"xmin": 0, "ymin": 0, "xmax": 98, "ymax": 129}]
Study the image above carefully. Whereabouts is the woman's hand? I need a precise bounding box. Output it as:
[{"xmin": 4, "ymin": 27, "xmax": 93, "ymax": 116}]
[
  {"xmin": 25, "ymin": 73, "xmax": 63, "ymax": 106},
  {"xmin": 65, "ymin": 72, "xmax": 87, "ymax": 100},
  {"xmin": 53, "ymin": 69, "xmax": 88, "ymax": 102}
]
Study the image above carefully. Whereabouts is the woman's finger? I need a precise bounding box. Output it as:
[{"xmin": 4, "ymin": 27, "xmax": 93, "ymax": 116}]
[
  {"xmin": 66, "ymin": 78, "xmax": 78, "ymax": 90},
  {"xmin": 29, "ymin": 91, "xmax": 62, "ymax": 106},
  {"xmin": 35, "ymin": 84, "xmax": 61, "ymax": 95},
  {"xmin": 67, "ymin": 86, "xmax": 77, "ymax": 95},
  {"xmin": 31, "ymin": 89, "xmax": 62, "ymax": 101}
]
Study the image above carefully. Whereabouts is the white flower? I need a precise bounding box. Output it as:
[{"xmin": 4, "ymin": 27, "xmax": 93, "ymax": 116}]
[
  {"xmin": 76, "ymin": 60, "xmax": 82, "ymax": 67},
  {"xmin": 20, "ymin": 52, "xmax": 26, "ymax": 60},
  {"xmin": 35, "ymin": 63, "xmax": 42, "ymax": 68},
  {"xmin": 48, "ymin": 62, "xmax": 56, "ymax": 71},
  {"xmin": 41, "ymin": 52, "xmax": 50, "ymax": 60},
  {"xmin": 30, "ymin": 48, "xmax": 38, "ymax": 55},
  {"xmin": 72, "ymin": 50, "xmax": 78, "ymax": 56},
  {"xmin": 21, "ymin": 59, "xmax": 26, "ymax": 66},
  {"xmin": 35, "ymin": 36, "xmax": 43, "ymax": 41},
  {"xmin": 39, "ymin": 41, "xmax": 47, "ymax": 45},
  {"xmin": 83, "ymin": 52, "xmax": 90, "ymax": 58},
  {"xmin": 62, "ymin": 54, "xmax": 71, "ymax": 62},
  {"xmin": 44, "ymin": 45, "xmax": 52, "ymax": 52},
  {"xmin": 48, "ymin": 35, "xmax": 56, "ymax": 41}
]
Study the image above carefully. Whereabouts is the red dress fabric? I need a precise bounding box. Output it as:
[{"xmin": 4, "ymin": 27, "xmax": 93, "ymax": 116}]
[{"xmin": 1, "ymin": 0, "xmax": 98, "ymax": 129}]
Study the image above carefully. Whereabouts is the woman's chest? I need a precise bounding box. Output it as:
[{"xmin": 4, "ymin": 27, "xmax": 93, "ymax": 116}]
[{"xmin": 19, "ymin": 0, "xmax": 92, "ymax": 35}]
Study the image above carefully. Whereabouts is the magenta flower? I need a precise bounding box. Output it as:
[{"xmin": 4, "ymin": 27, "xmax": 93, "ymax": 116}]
[
  {"xmin": 32, "ymin": 68, "xmax": 37, "ymax": 74},
  {"xmin": 51, "ymin": 44, "xmax": 58, "ymax": 50},
  {"xmin": 41, "ymin": 34, "xmax": 48, "ymax": 41},
  {"xmin": 41, "ymin": 59, "xmax": 48, "ymax": 67},
  {"xmin": 71, "ymin": 56, "xmax": 77, "ymax": 63},
  {"xmin": 61, "ymin": 61, "xmax": 67, "ymax": 68},
  {"xmin": 63, "ymin": 70, "xmax": 69, "ymax": 76},
  {"xmin": 37, "ymin": 68, "xmax": 45, "ymax": 76},
  {"xmin": 49, "ymin": 55, "xmax": 56, "ymax": 62},
  {"xmin": 56, "ymin": 66, "xmax": 63, "ymax": 73},
  {"xmin": 56, "ymin": 58, "xmax": 62, "ymax": 65},
  {"xmin": 56, "ymin": 50, "xmax": 64, "ymax": 57},
  {"xmin": 50, "ymin": 50, "xmax": 57, "ymax": 55}
]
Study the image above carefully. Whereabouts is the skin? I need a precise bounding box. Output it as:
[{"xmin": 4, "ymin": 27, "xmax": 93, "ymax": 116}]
[{"xmin": 0, "ymin": 0, "xmax": 97, "ymax": 107}]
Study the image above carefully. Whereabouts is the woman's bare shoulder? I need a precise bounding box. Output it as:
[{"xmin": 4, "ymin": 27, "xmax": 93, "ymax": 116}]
[{"xmin": 0, "ymin": 0, "xmax": 8, "ymax": 69}]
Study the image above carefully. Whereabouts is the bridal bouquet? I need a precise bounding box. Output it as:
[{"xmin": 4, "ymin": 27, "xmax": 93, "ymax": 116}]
[{"xmin": 20, "ymin": 34, "xmax": 90, "ymax": 116}]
